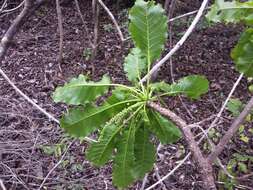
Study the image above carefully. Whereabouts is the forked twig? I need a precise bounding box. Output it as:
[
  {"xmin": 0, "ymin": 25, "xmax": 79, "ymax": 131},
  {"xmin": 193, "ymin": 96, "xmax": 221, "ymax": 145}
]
[
  {"xmin": 0, "ymin": 0, "xmax": 32, "ymax": 62},
  {"xmin": 145, "ymin": 73, "xmax": 244, "ymax": 189},
  {"xmin": 148, "ymin": 102, "xmax": 216, "ymax": 189},
  {"xmin": 1, "ymin": 1, "xmax": 25, "ymax": 14}
]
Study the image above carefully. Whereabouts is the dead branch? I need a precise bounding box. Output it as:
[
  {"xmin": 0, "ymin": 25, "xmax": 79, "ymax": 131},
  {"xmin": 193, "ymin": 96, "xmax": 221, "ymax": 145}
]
[
  {"xmin": 148, "ymin": 102, "xmax": 216, "ymax": 190},
  {"xmin": 38, "ymin": 141, "xmax": 74, "ymax": 190},
  {"xmin": 0, "ymin": 0, "xmax": 96, "ymax": 143},
  {"xmin": 56, "ymin": 0, "xmax": 64, "ymax": 64},
  {"xmin": 0, "ymin": 0, "xmax": 32, "ymax": 62},
  {"xmin": 147, "ymin": 82, "xmax": 252, "ymax": 190},
  {"xmin": 97, "ymin": 0, "xmax": 125, "ymax": 42},
  {"xmin": 1, "ymin": 1, "xmax": 25, "ymax": 14},
  {"xmin": 0, "ymin": 0, "xmax": 46, "ymax": 62},
  {"xmin": 208, "ymin": 96, "xmax": 253, "ymax": 163},
  {"xmin": 74, "ymin": 0, "xmax": 94, "ymax": 48},
  {"xmin": 0, "ymin": 0, "xmax": 8, "ymax": 14},
  {"xmin": 145, "ymin": 153, "xmax": 190, "ymax": 190},
  {"xmin": 91, "ymin": 0, "xmax": 100, "ymax": 61},
  {"xmin": 0, "ymin": 178, "xmax": 6, "ymax": 190}
]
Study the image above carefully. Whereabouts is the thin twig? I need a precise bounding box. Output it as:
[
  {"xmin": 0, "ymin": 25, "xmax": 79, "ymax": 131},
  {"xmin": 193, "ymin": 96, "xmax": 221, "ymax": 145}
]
[
  {"xmin": 56, "ymin": 0, "xmax": 64, "ymax": 65},
  {"xmin": 148, "ymin": 102, "xmax": 216, "ymax": 189},
  {"xmin": 168, "ymin": 0, "xmax": 176, "ymax": 83},
  {"xmin": 1, "ymin": 1, "xmax": 25, "ymax": 14},
  {"xmin": 0, "ymin": 0, "xmax": 32, "ymax": 62},
  {"xmin": 38, "ymin": 141, "xmax": 74, "ymax": 190},
  {"xmin": 0, "ymin": 179, "xmax": 6, "ymax": 190},
  {"xmin": 144, "ymin": 72, "xmax": 243, "ymax": 189},
  {"xmin": 0, "ymin": 63, "xmax": 96, "ymax": 143},
  {"xmin": 0, "ymin": 68, "xmax": 59, "ymax": 123},
  {"xmin": 97, "ymin": 0, "xmax": 125, "ymax": 42},
  {"xmin": 0, "ymin": 0, "xmax": 96, "ymax": 143},
  {"xmin": 140, "ymin": 174, "xmax": 149, "ymax": 190},
  {"xmin": 0, "ymin": 0, "xmax": 8, "ymax": 13},
  {"xmin": 91, "ymin": 0, "xmax": 99, "ymax": 61},
  {"xmin": 209, "ymin": 95, "xmax": 253, "ymax": 162},
  {"xmin": 74, "ymin": 0, "xmax": 94, "ymax": 48},
  {"xmin": 0, "ymin": 162, "xmax": 29, "ymax": 190},
  {"xmin": 154, "ymin": 164, "xmax": 167, "ymax": 190},
  {"xmin": 140, "ymin": 0, "xmax": 210, "ymax": 83},
  {"xmin": 207, "ymin": 74, "xmax": 244, "ymax": 132},
  {"xmin": 145, "ymin": 153, "xmax": 190, "ymax": 190},
  {"xmin": 168, "ymin": 7, "xmax": 209, "ymax": 23}
]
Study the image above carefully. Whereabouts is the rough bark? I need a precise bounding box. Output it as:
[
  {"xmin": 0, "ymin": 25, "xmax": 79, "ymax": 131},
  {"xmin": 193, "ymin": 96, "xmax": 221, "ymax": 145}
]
[{"xmin": 148, "ymin": 102, "xmax": 217, "ymax": 190}]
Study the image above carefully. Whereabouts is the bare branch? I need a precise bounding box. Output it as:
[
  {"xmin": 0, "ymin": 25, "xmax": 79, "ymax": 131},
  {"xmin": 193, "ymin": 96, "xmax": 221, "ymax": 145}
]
[
  {"xmin": 168, "ymin": 7, "xmax": 210, "ymax": 23},
  {"xmin": 140, "ymin": 0, "xmax": 210, "ymax": 83},
  {"xmin": 91, "ymin": 0, "xmax": 100, "ymax": 61},
  {"xmin": 74, "ymin": 0, "xmax": 94, "ymax": 48},
  {"xmin": 0, "ymin": 0, "xmax": 8, "ymax": 13},
  {"xmin": 208, "ymin": 73, "xmax": 244, "ymax": 131},
  {"xmin": 0, "ymin": 68, "xmax": 59, "ymax": 123},
  {"xmin": 0, "ymin": 179, "xmax": 6, "ymax": 190},
  {"xmin": 145, "ymin": 153, "xmax": 190, "ymax": 190},
  {"xmin": 208, "ymin": 96, "xmax": 253, "ymax": 162},
  {"xmin": 97, "ymin": 0, "xmax": 125, "ymax": 42},
  {"xmin": 1, "ymin": 1, "xmax": 25, "ymax": 14},
  {"xmin": 56, "ymin": 0, "xmax": 64, "ymax": 64},
  {"xmin": 38, "ymin": 141, "xmax": 74, "ymax": 190},
  {"xmin": 0, "ymin": 0, "xmax": 32, "ymax": 62},
  {"xmin": 148, "ymin": 102, "xmax": 216, "ymax": 190}
]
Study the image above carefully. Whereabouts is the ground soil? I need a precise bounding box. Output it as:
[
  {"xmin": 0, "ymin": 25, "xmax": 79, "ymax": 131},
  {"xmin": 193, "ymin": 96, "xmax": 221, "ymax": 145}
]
[{"xmin": 0, "ymin": 0, "xmax": 252, "ymax": 190}]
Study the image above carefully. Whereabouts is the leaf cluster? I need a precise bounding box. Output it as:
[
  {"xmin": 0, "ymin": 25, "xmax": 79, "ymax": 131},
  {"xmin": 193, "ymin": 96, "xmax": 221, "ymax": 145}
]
[{"xmin": 53, "ymin": 0, "xmax": 209, "ymax": 188}]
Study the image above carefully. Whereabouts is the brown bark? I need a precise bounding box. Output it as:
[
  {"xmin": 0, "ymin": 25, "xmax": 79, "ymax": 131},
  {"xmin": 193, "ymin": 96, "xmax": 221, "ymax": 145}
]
[
  {"xmin": 208, "ymin": 96, "xmax": 253, "ymax": 162},
  {"xmin": 148, "ymin": 102, "xmax": 217, "ymax": 190},
  {"xmin": 0, "ymin": 0, "xmax": 46, "ymax": 63},
  {"xmin": 56, "ymin": 0, "xmax": 64, "ymax": 64},
  {"xmin": 91, "ymin": 0, "xmax": 100, "ymax": 61}
]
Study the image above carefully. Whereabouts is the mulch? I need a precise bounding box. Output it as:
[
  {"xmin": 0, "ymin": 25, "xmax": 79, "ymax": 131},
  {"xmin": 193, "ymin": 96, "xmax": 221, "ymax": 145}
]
[{"xmin": 0, "ymin": 0, "xmax": 252, "ymax": 189}]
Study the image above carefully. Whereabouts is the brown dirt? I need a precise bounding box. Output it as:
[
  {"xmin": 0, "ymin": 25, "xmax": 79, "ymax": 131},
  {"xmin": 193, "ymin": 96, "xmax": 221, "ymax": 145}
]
[{"xmin": 0, "ymin": 0, "xmax": 252, "ymax": 190}]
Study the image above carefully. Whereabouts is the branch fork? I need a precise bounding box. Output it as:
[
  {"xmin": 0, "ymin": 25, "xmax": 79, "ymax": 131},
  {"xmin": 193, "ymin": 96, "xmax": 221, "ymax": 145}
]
[{"xmin": 148, "ymin": 96, "xmax": 253, "ymax": 190}]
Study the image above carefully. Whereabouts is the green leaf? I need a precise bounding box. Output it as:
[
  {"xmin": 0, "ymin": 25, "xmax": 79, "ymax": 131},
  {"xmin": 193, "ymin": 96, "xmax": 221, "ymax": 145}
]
[
  {"xmin": 248, "ymin": 84, "xmax": 253, "ymax": 93},
  {"xmin": 226, "ymin": 98, "xmax": 244, "ymax": 117},
  {"xmin": 146, "ymin": 110, "xmax": 181, "ymax": 144},
  {"xmin": 233, "ymin": 153, "xmax": 249, "ymax": 162},
  {"xmin": 60, "ymin": 90, "xmax": 136, "ymax": 137},
  {"xmin": 112, "ymin": 121, "xmax": 136, "ymax": 188},
  {"xmin": 53, "ymin": 74, "xmax": 111, "ymax": 105},
  {"xmin": 231, "ymin": 28, "xmax": 253, "ymax": 77},
  {"xmin": 133, "ymin": 126, "xmax": 155, "ymax": 179},
  {"xmin": 238, "ymin": 162, "xmax": 248, "ymax": 173},
  {"xmin": 124, "ymin": 48, "xmax": 146, "ymax": 83},
  {"xmin": 129, "ymin": 0, "xmax": 168, "ymax": 64},
  {"xmin": 152, "ymin": 75, "xmax": 209, "ymax": 99},
  {"xmin": 206, "ymin": 0, "xmax": 253, "ymax": 25},
  {"xmin": 86, "ymin": 124, "xmax": 122, "ymax": 166},
  {"xmin": 240, "ymin": 134, "xmax": 249, "ymax": 143}
]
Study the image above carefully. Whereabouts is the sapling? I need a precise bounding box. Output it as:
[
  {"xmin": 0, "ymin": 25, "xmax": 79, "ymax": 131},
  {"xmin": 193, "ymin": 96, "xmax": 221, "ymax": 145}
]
[{"xmin": 53, "ymin": 0, "xmax": 209, "ymax": 188}]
